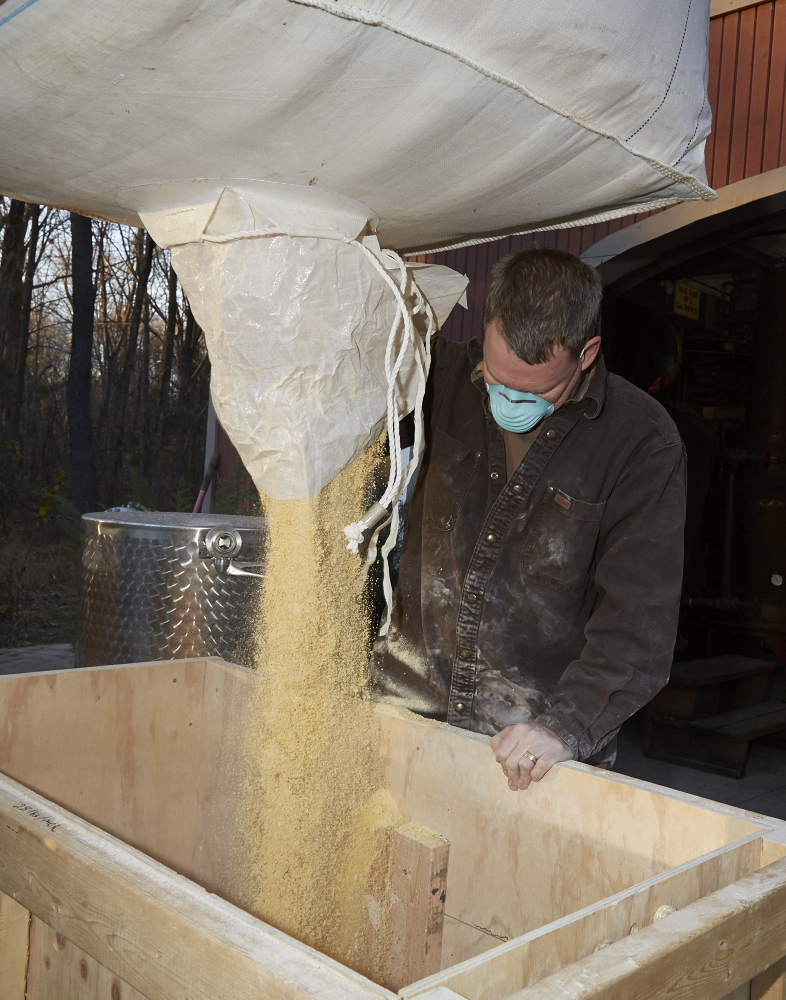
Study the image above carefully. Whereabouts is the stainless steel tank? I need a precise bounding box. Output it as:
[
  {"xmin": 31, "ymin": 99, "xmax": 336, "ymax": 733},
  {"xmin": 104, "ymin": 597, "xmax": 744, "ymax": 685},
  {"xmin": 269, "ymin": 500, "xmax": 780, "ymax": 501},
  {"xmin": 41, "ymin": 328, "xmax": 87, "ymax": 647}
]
[{"xmin": 77, "ymin": 510, "xmax": 265, "ymax": 669}]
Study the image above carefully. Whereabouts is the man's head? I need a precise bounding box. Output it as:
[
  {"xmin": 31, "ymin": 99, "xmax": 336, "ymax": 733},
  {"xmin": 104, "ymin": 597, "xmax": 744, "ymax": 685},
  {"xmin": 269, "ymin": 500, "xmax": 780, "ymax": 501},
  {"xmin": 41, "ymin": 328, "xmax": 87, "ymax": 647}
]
[{"xmin": 482, "ymin": 249, "xmax": 603, "ymax": 412}]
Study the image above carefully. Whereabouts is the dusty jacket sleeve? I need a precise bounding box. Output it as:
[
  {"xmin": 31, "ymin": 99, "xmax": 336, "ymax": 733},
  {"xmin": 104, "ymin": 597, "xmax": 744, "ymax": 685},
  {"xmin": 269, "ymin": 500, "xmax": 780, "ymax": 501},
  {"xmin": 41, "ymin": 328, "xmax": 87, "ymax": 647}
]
[{"xmin": 535, "ymin": 433, "xmax": 687, "ymax": 761}]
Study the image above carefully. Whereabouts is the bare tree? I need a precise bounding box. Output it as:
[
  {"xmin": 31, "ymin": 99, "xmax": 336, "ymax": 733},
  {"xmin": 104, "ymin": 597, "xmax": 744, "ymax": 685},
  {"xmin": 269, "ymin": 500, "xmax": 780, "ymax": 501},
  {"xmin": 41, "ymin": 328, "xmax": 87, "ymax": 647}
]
[
  {"xmin": 10, "ymin": 205, "xmax": 42, "ymax": 442},
  {"xmin": 153, "ymin": 263, "xmax": 179, "ymax": 505},
  {"xmin": 66, "ymin": 213, "xmax": 98, "ymax": 514},
  {"xmin": 0, "ymin": 207, "xmax": 211, "ymax": 524},
  {"xmin": 0, "ymin": 199, "xmax": 32, "ymax": 529},
  {"xmin": 138, "ymin": 297, "xmax": 151, "ymax": 479},
  {"xmin": 103, "ymin": 230, "xmax": 154, "ymax": 501}
]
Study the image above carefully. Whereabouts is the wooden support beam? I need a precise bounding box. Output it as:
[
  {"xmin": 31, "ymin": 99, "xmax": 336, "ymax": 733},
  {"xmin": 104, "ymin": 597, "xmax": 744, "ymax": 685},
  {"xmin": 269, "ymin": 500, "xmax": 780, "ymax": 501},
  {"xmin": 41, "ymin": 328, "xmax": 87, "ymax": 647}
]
[
  {"xmin": 502, "ymin": 855, "xmax": 786, "ymax": 1000},
  {"xmin": 411, "ymin": 990, "xmax": 467, "ymax": 1000},
  {"xmin": 0, "ymin": 891, "xmax": 29, "ymax": 1000},
  {"xmin": 0, "ymin": 773, "xmax": 394, "ymax": 1000},
  {"xmin": 710, "ymin": 0, "xmax": 772, "ymax": 19},
  {"xmin": 383, "ymin": 824, "xmax": 450, "ymax": 991}
]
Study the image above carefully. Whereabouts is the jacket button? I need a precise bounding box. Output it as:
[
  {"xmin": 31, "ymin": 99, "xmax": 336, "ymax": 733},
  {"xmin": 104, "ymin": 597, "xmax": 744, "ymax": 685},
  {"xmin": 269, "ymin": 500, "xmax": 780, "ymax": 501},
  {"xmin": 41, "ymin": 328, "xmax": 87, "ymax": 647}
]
[
  {"xmin": 546, "ymin": 429, "xmax": 557, "ymax": 440},
  {"xmin": 466, "ymin": 593, "xmax": 477, "ymax": 604},
  {"xmin": 511, "ymin": 484, "xmax": 523, "ymax": 495},
  {"xmin": 454, "ymin": 702, "xmax": 466, "ymax": 714},
  {"xmin": 474, "ymin": 451, "xmax": 481, "ymax": 458},
  {"xmin": 486, "ymin": 533, "xmax": 497, "ymax": 543},
  {"xmin": 490, "ymin": 471, "xmax": 499, "ymax": 480},
  {"xmin": 460, "ymin": 648, "xmax": 471, "ymax": 659}
]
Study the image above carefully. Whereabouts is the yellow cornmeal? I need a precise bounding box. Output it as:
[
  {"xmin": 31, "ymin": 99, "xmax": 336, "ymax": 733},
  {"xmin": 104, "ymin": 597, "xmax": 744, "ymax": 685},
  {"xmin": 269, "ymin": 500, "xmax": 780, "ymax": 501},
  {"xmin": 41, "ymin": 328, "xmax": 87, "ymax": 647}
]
[
  {"xmin": 240, "ymin": 444, "xmax": 399, "ymax": 973},
  {"xmin": 395, "ymin": 821, "xmax": 449, "ymax": 849}
]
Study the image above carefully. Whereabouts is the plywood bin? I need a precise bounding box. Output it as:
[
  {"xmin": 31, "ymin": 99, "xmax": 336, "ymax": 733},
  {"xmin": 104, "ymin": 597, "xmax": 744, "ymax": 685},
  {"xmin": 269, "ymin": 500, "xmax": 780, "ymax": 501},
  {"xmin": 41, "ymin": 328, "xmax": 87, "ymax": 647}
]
[{"xmin": 1, "ymin": 657, "xmax": 786, "ymax": 1000}]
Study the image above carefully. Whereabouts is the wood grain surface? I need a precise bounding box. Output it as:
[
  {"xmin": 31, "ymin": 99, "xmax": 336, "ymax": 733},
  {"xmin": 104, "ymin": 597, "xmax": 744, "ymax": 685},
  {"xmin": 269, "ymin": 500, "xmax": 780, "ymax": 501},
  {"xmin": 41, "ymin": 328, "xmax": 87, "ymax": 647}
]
[
  {"xmin": 501, "ymin": 855, "xmax": 786, "ymax": 1000},
  {"xmin": 0, "ymin": 891, "xmax": 29, "ymax": 1000},
  {"xmin": 0, "ymin": 772, "xmax": 393, "ymax": 1000}
]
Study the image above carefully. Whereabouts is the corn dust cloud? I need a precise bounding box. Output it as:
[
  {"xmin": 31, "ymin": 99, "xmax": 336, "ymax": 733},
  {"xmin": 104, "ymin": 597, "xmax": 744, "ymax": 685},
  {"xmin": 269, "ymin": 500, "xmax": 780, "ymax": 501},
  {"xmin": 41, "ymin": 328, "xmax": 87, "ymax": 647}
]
[{"xmin": 241, "ymin": 445, "xmax": 400, "ymax": 973}]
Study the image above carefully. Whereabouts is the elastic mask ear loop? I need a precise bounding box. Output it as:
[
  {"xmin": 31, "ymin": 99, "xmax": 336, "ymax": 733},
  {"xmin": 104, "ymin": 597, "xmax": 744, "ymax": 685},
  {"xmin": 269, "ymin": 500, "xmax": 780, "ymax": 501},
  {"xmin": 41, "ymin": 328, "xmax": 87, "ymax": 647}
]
[
  {"xmin": 579, "ymin": 312, "xmax": 601, "ymax": 363},
  {"xmin": 578, "ymin": 309, "xmax": 601, "ymax": 364}
]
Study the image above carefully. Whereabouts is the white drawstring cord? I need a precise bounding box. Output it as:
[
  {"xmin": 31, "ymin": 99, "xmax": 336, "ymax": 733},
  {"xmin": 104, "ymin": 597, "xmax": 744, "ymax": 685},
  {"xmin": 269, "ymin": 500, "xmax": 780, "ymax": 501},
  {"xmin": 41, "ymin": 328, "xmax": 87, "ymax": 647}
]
[{"xmin": 343, "ymin": 240, "xmax": 435, "ymax": 634}]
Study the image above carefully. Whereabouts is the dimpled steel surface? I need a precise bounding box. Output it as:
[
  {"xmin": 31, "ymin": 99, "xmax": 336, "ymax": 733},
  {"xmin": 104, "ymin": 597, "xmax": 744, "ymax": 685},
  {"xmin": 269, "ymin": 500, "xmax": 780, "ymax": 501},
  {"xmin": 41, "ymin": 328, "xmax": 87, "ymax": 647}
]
[{"xmin": 77, "ymin": 511, "xmax": 265, "ymax": 669}]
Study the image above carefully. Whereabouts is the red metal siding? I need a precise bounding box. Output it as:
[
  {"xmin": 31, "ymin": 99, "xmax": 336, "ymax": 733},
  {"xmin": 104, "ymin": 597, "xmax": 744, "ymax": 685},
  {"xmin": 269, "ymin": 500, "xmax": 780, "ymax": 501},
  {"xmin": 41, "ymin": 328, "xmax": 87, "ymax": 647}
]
[
  {"xmin": 434, "ymin": 0, "xmax": 786, "ymax": 342},
  {"xmin": 707, "ymin": 1, "xmax": 786, "ymax": 185}
]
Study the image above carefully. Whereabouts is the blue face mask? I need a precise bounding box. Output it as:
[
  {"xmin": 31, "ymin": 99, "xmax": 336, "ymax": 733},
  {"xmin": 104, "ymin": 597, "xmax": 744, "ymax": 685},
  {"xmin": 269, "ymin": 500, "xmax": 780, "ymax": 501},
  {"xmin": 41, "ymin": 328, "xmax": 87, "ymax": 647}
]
[{"xmin": 486, "ymin": 383, "xmax": 555, "ymax": 433}]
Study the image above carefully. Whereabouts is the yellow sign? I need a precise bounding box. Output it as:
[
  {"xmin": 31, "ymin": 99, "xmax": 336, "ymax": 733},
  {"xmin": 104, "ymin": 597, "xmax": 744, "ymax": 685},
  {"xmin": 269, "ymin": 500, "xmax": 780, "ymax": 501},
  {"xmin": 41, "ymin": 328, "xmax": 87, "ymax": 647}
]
[{"xmin": 674, "ymin": 281, "xmax": 700, "ymax": 320}]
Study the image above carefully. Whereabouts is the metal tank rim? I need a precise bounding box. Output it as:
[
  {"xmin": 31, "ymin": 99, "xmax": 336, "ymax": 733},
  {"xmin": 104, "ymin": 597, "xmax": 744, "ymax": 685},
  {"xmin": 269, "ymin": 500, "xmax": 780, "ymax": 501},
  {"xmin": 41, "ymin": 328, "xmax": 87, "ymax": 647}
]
[{"xmin": 81, "ymin": 510, "xmax": 265, "ymax": 530}]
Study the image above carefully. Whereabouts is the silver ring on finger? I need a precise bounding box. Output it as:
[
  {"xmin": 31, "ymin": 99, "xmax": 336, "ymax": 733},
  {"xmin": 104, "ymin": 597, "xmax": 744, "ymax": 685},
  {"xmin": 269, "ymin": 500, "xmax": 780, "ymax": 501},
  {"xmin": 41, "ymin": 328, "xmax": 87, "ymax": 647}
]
[{"xmin": 522, "ymin": 750, "xmax": 539, "ymax": 765}]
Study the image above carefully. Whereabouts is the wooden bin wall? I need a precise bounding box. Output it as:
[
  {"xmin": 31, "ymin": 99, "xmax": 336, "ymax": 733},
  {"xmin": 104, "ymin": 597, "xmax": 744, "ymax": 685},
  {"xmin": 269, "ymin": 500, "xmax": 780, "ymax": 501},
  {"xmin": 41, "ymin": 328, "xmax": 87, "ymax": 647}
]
[{"xmin": 0, "ymin": 657, "xmax": 786, "ymax": 1000}]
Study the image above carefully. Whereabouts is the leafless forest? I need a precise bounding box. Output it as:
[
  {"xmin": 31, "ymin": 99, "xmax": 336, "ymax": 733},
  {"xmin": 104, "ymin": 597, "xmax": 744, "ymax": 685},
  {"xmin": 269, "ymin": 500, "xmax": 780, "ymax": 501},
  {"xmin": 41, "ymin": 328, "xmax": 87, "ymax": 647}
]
[{"xmin": 0, "ymin": 198, "xmax": 212, "ymax": 645}]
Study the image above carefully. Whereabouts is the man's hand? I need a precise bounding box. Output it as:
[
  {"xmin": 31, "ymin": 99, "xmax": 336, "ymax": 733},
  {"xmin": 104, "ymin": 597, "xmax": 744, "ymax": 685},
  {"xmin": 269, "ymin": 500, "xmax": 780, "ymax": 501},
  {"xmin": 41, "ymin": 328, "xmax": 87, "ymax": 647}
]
[{"xmin": 490, "ymin": 722, "xmax": 573, "ymax": 790}]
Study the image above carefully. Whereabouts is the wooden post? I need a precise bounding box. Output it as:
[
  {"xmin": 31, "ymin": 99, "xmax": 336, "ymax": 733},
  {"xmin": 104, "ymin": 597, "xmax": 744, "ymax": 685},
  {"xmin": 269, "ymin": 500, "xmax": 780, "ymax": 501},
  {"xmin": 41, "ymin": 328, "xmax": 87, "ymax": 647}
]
[
  {"xmin": 0, "ymin": 891, "xmax": 29, "ymax": 1000},
  {"xmin": 25, "ymin": 916, "xmax": 147, "ymax": 1000},
  {"xmin": 383, "ymin": 824, "xmax": 450, "ymax": 991}
]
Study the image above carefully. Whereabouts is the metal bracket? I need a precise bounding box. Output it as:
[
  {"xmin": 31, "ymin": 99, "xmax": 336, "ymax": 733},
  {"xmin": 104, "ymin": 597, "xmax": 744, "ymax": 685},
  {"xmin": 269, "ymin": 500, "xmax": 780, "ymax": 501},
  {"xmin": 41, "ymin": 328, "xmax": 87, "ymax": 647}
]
[
  {"xmin": 202, "ymin": 526, "xmax": 263, "ymax": 579},
  {"xmin": 225, "ymin": 560, "xmax": 264, "ymax": 579}
]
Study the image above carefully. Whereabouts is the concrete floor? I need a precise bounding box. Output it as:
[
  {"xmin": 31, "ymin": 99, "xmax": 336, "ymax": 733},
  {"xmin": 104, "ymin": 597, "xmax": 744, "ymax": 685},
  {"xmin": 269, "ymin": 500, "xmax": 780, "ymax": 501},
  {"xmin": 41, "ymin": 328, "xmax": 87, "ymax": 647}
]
[
  {"xmin": 0, "ymin": 642, "xmax": 75, "ymax": 674},
  {"xmin": 2, "ymin": 642, "xmax": 786, "ymax": 820}
]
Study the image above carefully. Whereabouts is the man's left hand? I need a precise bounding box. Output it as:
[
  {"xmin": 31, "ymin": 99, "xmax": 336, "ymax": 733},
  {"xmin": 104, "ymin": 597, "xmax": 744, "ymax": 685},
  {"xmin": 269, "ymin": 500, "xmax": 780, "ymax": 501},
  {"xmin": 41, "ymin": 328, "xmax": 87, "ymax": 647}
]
[{"xmin": 490, "ymin": 722, "xmax": 573, "ymax": 790}]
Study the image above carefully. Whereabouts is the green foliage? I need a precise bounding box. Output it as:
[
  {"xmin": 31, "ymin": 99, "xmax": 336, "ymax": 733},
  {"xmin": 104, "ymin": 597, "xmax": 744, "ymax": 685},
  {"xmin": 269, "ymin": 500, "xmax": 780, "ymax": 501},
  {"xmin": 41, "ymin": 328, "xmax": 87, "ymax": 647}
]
[
  {"xmin": 0, "ymin": 518, "xmax": 80, "ymax": 648},
  {"xmin": 172, "ymin": 479, "xmax": 197, "ymax": 513},
  {"xmin": 39, "ymin": 469, "xmax": 67, "ymax": 521},
  {"xmin": 51, "ymin": 494, "xmax": 83, "ymax": 552},
  {"xmin": 212, "ymin": 459, "xmax": 264, "ymax": 516},
  {"xmin": 122, "ymin": 460, "xmax": 156, "ymax": 511}
]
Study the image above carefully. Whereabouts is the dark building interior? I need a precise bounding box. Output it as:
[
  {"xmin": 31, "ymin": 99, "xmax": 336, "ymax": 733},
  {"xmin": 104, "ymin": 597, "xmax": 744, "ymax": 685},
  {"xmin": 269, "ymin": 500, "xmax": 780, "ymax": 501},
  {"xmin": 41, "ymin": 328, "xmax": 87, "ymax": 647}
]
[
  {"xmin": 602, "ymin": 217, "xmax": 786, "ymax": 665},
  {"xmin": 591, "ymin": 206, "xmax": 786, "ymax": 808}
]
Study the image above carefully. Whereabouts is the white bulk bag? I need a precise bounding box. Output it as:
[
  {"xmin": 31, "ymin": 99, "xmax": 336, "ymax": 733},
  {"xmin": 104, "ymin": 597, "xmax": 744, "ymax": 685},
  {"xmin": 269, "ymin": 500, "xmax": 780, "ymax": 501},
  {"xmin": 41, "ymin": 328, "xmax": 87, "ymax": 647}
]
[
  {"xmin": 0, "ymin": 0, "xmax": 714, "ymax": 508},
  {"xmin": 0, "ymin": 0, "xmax": 713, "ymax": 251},
  {"xmin": 140, "ymin": 183, "xmax": 468, "ymax": 500}
]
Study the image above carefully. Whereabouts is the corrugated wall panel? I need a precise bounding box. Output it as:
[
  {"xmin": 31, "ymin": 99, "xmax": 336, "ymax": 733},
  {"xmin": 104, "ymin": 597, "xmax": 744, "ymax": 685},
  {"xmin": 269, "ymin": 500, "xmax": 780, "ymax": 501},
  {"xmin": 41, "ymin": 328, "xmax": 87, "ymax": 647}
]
[
  {"xmin": 713, "ymin": 10, "xmax": 741, "ymax": 185},
  {"xmin": 745, "ymin": 3, "xmax": 773, "ymax": 175},
  {"xmin": 729, "ymin": 7, "xmax": 756, "ymax": 184},
  {"xmin": 705, "ymin": 15, "xmax": 724, "ymax": 174},
  {"xmin": 434, "ymin": 0, "xmax": 786, "ymax": 343},
  {"xmin": 764, "ymin": 0, "xmax": 786, "ymax": 170}
]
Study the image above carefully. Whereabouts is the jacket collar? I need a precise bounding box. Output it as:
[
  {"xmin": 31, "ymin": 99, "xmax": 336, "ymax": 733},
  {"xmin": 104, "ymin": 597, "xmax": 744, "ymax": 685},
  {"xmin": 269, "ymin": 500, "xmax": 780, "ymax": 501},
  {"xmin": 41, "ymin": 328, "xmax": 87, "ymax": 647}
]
[
  {"xmin": 581, "ymin": 350, "xmax": 606, "ymax": 420},
  {"xmin": 466, "ymin": 338, "xmax": 607, "ymax": 420}
]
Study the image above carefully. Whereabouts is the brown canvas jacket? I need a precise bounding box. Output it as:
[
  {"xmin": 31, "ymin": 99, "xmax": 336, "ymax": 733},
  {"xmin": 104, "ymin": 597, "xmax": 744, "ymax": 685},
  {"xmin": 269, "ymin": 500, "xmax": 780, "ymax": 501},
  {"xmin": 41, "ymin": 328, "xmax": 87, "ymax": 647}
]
[{"xmin": 371, "ymin": 336, "xmax": 686, "ymax": 764}]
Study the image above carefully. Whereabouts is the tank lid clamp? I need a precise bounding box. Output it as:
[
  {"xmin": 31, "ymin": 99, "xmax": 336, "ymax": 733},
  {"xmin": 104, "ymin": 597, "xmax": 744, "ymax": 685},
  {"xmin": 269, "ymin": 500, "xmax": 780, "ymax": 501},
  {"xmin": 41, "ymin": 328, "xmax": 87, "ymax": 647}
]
[{"xmin": 202, "ymin": 526, "xmax": 264, "ymax": 579}]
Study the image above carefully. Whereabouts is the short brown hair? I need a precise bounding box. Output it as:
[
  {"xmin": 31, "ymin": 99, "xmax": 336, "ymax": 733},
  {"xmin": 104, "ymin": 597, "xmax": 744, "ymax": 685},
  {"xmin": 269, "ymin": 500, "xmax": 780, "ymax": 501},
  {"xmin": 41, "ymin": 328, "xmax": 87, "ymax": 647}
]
[{"xmin": 483, "ymin": 249, "xmax": 602, "ymax": 364}]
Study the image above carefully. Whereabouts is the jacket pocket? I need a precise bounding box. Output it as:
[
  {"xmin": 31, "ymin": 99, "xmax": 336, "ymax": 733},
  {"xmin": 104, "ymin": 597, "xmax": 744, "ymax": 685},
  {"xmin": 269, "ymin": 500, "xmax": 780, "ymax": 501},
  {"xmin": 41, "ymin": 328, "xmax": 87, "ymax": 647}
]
[
  {"xmin": 424, "ymin": 428, "xmax": 481, "ymax": 530},
  {"xmin": 522, "ymin": 488, "xmax": 606, "ymax": 591}
]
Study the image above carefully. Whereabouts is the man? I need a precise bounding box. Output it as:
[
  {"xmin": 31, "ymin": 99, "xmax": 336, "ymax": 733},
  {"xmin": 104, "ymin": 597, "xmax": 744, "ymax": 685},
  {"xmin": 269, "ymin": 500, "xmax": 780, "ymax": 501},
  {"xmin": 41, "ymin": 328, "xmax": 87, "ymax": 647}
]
[{"xmin": 372, "ymin": 249, "xmax": 686, "ymax": 791}]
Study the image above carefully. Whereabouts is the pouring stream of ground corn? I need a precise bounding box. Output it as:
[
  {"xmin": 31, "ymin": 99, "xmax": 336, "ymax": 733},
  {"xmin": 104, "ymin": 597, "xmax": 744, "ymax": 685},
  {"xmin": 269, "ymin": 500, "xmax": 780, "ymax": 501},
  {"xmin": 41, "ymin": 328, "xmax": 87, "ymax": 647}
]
[{"xmin": 240, "ymin": 443, "xmax": 403, "ymax": 976}]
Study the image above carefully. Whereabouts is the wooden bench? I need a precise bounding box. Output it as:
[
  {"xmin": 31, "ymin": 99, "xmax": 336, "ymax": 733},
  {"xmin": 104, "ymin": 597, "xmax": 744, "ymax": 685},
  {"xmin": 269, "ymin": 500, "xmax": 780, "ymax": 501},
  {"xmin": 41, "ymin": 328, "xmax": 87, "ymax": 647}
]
[
  {"xmin": 648, "ymin": 654, "xmax": 776, "ymax": 720},
  {"xmin": 647, "ymin": 701, "xmax": 786, "ymax": 778}
]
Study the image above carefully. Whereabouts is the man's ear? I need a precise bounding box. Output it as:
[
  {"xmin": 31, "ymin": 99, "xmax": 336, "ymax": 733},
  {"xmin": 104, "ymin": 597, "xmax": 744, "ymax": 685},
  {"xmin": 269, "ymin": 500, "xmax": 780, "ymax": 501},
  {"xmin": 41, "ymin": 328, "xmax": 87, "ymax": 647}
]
[{"xmin": 580, "ymin": 335, "xmax": 601, "ymax": 370}]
